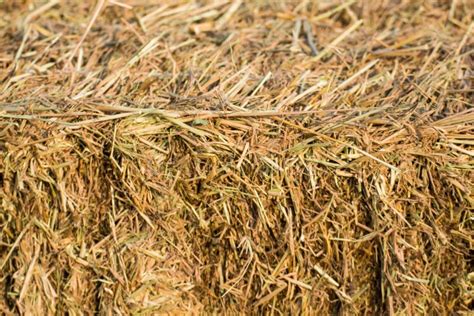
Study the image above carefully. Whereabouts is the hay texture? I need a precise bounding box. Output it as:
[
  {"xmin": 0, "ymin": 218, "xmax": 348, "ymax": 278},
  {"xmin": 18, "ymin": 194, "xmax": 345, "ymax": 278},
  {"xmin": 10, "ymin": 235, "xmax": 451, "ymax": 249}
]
[{"xmin": 0, "ymin": 0, "xmax": 473, "ymax": 314}]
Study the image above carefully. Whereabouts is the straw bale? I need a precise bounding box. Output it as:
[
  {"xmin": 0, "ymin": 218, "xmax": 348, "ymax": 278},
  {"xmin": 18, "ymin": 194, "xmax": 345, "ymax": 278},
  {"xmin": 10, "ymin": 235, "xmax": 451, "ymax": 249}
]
[{"xmin": 0, "ymin": 0, "xmax": 473, "ymax": 314}]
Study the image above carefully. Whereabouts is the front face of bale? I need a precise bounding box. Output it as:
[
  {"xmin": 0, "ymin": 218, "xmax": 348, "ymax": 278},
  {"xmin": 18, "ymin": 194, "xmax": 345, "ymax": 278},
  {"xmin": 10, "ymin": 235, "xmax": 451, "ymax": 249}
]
[{"xmin": 0, "ymin": 0, "xmax": 473, "ymax": 315}]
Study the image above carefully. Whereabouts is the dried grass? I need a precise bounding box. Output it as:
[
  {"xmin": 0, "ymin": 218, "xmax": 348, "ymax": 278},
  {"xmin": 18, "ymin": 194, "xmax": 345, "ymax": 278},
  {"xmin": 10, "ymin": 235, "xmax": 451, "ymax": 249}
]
[{"xmin": 0, "ymin": 0, "xmax": 473, "ymax": 314}]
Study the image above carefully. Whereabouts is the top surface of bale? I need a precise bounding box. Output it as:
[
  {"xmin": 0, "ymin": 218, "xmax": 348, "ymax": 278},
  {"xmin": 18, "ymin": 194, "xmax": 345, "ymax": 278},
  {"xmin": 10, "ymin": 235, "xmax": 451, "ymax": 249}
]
[{"xmin": 0, "ymin": 0, "xmax": 473, "ymax": 314}]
